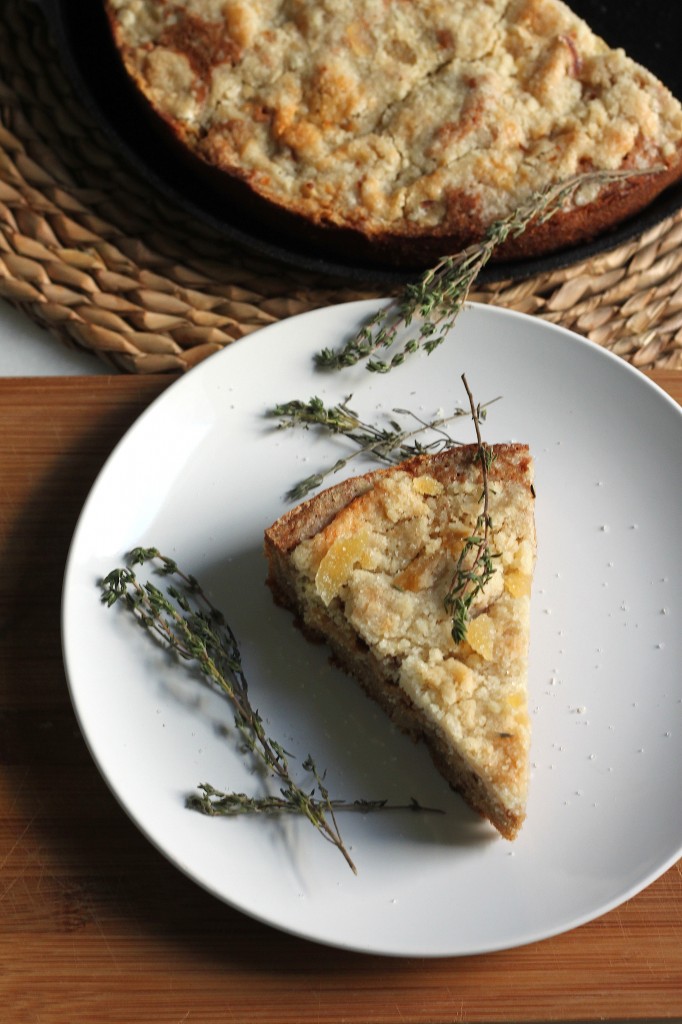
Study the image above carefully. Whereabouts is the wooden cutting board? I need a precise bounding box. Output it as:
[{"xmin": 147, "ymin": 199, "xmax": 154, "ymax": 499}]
[{"xmin": 1, "ymin": 372, "xmax": 680, "ymax": 1024}]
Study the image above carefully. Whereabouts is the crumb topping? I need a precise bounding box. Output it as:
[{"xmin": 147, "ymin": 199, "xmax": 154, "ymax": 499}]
[{"xmin": 290, "ymin": 463, "xmax": 535, "ymax": 811}]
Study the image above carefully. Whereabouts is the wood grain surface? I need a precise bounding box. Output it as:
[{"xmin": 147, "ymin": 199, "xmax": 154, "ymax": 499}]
[{"xmin": 1, "ymin": 372, "xmax": 681, "ymax": 1024}]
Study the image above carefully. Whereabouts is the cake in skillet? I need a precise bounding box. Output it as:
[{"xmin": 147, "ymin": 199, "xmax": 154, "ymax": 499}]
[
  {"xmin": 104, "ymin": 0, "xmax": 682, "ymax": 268},
  {"xmin": 264, "ymin": 444, "xmax": 536, "ymax": 839}
]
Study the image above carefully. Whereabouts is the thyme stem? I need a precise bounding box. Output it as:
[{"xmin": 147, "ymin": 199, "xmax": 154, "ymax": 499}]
[
  {"xmin": 315, "ymin": 168, "xmax": 664, "ymax": 374},
  {"xmin": 444, "ymin": 375, "xmax": 499, "ymax": 643},
  {"xmin": 271, "ymin": 394, "xmax": 499, "ymax": 500},
  {"xmin": 100, "ymin": 548, "xmax": 440, "ymax": 873}
]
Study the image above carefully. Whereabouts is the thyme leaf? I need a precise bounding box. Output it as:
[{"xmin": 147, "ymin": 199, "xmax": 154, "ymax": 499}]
[{"xmin": 315, "ymin": 168, "xmax": 664, "ymax": 373}]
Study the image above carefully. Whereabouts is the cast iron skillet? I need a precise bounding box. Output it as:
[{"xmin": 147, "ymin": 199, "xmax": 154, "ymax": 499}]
[{"xmin": 34, "ymin": 0, "xmax": 682, "ymax": 285}]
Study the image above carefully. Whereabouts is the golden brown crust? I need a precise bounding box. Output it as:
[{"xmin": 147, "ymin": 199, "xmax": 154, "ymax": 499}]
[
  {"xmin": 211, "ymin": 150, "xmax": 682, "ymax": 270},
  {"xmin": 265, "ymin": 444, "xmax": 533, "ymax": 555}
]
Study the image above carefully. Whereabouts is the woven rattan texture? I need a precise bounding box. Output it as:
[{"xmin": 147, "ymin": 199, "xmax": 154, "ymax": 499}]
[{"xmin": 1, "ymin": 2, "xmax": 682, "ymax": 373}]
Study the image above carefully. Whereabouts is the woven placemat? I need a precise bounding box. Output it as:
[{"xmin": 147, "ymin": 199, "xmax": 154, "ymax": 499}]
[{"xmin": 1, "ymin": 1, "xmax": 681, "ymax": 374}]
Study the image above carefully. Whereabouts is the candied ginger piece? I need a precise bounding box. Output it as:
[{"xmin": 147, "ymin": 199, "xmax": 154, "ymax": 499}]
[
  {"xmin": 466, "ymin": 613, "xmax": 495, "ymax": 660},
  {"xmin": 315, "ymin": 529, "xmax": 375, "ymax": 604},
  {"xmin": 413, "ymin": 475, "xmax": 444, "ymax": 496},
  {"xmin": 504, "ymin": 569, "xmax": 531, "ymax": 597}
]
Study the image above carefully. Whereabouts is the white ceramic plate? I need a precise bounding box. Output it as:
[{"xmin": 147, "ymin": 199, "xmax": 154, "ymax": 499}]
[{"xmin": 62, "ymin": 302, "xmax": 682, "ymax": 957}]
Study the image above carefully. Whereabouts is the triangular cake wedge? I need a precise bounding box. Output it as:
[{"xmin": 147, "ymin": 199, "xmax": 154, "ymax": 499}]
[{"xmin": 264, "ymin": 444, "xmax": 536, "ymax": 839}]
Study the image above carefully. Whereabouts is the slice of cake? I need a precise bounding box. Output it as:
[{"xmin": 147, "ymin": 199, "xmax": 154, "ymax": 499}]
[{"xmin": 264, "ymin": 444, "xmax": 536, "ymax": 839}]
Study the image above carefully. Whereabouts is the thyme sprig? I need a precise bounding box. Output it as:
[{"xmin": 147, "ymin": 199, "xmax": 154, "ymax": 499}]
[
  {"xmin": 101, "ymin": 547, "xmax": 436, "ymax": 873},
  {"xmin": 315, "ymin": 168, "xmax": 663, "ymax": 374},
  {"xmin": 444, "ymin": 375, "xmax": 500, "ymax": 643},
  {"xmin": 271, "ymin": 394, "xmax": 498, "ymax": 500},
  {"xmin": 188, "ymin": 783, "xmax": 425, "ymax": 817}
]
